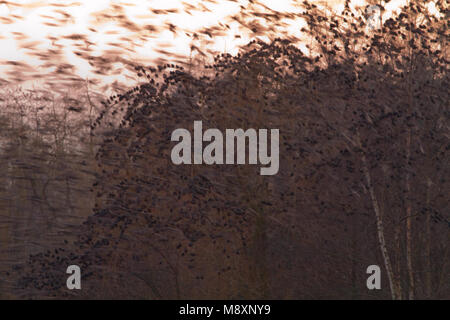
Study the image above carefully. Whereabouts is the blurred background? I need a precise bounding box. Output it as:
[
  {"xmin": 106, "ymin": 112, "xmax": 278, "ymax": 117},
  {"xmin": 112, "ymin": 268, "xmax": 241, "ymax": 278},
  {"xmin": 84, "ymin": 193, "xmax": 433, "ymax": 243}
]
[{"xmin": 0, "ymin": 0, "xmax": 448, "ymax": 299}]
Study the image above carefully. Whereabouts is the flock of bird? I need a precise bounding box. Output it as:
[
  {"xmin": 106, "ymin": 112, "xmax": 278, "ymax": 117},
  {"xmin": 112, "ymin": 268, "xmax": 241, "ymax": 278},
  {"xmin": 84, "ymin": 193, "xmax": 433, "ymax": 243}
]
[
  {"xmin": 0, "ymin": 0, "xmax": 447, "ymax": 299},
  {"xmin": 0, "ymin": 0, "xmax": 373, "ymax": 94}
]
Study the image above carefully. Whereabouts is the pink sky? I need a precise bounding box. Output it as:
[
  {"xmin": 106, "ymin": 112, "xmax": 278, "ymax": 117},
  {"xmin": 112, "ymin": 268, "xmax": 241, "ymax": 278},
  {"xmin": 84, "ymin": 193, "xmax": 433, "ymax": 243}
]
[{"xmin": 0, "ymin": 0, "xmax": 430, "ymax": 92}]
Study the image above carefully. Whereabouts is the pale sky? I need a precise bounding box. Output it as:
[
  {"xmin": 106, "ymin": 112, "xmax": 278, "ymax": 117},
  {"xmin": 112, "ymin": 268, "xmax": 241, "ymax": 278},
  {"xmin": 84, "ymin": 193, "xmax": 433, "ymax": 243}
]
[{"xmin": 0, "ymin": 0, "xmax": 432, "ymax": 91}]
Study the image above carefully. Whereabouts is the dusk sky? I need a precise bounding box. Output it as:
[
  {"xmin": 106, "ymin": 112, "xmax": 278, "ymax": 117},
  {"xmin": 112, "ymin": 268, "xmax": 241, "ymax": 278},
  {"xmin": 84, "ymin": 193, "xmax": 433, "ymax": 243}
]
[{"xmin": 0, "ymin": 0, "xmax": 425, "ymax": 91}]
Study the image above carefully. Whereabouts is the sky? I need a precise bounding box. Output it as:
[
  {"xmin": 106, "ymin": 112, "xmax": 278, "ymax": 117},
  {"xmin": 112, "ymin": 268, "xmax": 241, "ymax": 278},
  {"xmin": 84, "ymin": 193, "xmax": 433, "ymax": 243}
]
[{"xmin": 0, "ymin": 0, "xmax": 433, "ymax": 92}]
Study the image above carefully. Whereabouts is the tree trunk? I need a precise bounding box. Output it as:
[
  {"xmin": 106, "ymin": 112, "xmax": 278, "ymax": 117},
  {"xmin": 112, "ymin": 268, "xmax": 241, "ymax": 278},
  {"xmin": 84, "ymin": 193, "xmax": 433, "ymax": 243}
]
[
  {"xmin": 405, "ymin": 129, "xmax": 415, "ymax": 300},
  {"xmin": 361, "ymin": 153, "xmax": 398, "ymax": 300},
  {"xmin": 425, "ymin": 178, "xmax": 432, "ymax": 298},
  {"xmin": 394, "ymin": 222, "xmax": 403, "ymax": 299}
]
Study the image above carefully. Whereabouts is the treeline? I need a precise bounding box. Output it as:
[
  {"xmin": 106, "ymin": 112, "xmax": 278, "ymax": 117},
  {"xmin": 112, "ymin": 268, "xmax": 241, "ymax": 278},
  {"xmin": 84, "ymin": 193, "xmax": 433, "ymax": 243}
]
[
  {"xmin": 0, "ymin": 84, "xmax": 100, "ymax": 298},
  {"xmin": 1, "ymin": 0, "xmax": 448, "ymax": 299}
]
